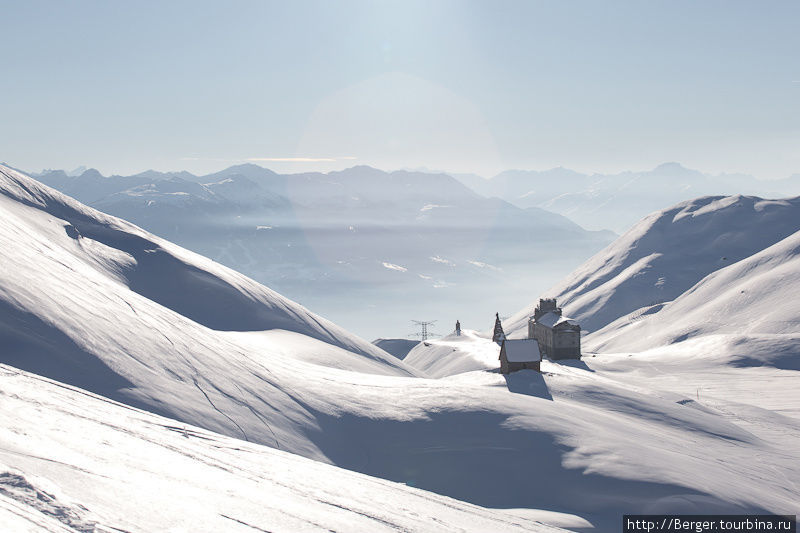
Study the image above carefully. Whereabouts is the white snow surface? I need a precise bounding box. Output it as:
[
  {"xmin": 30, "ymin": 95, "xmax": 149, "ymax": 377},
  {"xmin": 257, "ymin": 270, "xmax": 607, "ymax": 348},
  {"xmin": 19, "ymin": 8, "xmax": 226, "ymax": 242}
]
[
  {"xmin": 0, "ymin": 365, "xmax": 561, "ymax": 533},
  {"xmin": 3, "ymin": 166, "xmax": 799, "ymax": 530},
  {"xmin": 505, "ymin": 195, "xmax": 800, "ymax": 337},
  {"xmin": 372, "ymin": 337, "xmax": 421, "ymax": 360},
  {"xmin": 586, "ymin": 228, "xmax": 800, "ymax": 353},
  {"xmin": 1, "ymin": 164, "xmax": 430, "ymax": 450},
  {"xmin": 404, "ymin": 330, "xmax": 501, "ymax": 377},
  {"xmin": 483, "ymin": 191, "xmax": 800, "ymax": 523},
  {"xmin": 0, "ymin": 165, "xmax": 400, "ymax": 366},
  {"xmin": 537, "ymin": 311, "xmax": 579, "ymax": 329},
  {"xmin": 503, "ymin": 339, "xmax": 542, "ymax": 363}
]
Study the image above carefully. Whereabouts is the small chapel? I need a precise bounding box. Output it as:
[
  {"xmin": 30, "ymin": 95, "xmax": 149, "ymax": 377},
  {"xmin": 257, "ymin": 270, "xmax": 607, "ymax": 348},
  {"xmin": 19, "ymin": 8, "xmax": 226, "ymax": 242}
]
[{"xmin": 493, "ymin": 313, "xmax": 542, "ymax": 374}]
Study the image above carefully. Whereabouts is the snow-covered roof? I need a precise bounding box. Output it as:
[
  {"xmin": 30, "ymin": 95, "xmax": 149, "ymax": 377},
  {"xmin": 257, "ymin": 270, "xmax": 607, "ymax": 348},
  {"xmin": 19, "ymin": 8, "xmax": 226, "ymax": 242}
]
[
  {"xmin": 534, "ymin": 311, "xmax": 579, "ymax": 329},
  {"xmin": 502, "ymin": 339, "xmax": 541, "ymax": 363}
]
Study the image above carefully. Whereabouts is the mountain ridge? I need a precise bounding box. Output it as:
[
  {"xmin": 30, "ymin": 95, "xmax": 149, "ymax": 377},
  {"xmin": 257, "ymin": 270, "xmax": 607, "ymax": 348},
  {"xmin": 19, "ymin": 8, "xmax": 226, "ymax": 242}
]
[
  {"xmin": 505, "ymin": 193, "xmax": 800, "ymax": 364},
  {"xmin": 29, "ymin": 162, "xmax": 614, "ymax": 341},
  {"xmin": 462, "ymin": 163, "xmax": 800, "ymax": 233}
]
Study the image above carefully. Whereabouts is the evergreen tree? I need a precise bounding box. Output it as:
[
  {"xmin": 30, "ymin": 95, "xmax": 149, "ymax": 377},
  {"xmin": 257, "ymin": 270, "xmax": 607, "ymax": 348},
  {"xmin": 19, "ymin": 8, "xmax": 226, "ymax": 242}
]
[{"xmin": 492, "ymin": 312, "xmax": 505, "ymax": 344}]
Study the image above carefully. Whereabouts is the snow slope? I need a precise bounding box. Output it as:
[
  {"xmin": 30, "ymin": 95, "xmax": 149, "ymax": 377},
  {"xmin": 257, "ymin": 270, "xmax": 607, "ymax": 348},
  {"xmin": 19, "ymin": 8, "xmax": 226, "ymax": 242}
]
[
  {"xmin": 505, "ymin": 195, "xmax": 800, "ymax": 336},
  {"xmin": 0, "ymin": 162, "xmax": 422, "ymax": 458},
  {"xmin": 404, "ymin": 330, "xmax": 500, "ymax": 377},
  {"xmin": 3, "ymin": 165, "xmax": 798, "ymax": 529},
  {"xmin": 0, "ymin": 164, "xmax": 404, "ymax": 366},
  {"xmin": 372, "ymin": 338, "xmax": 421, "ymax": 360},
  {"xmin": 487, "ymin": 190, "xmax": 800, "ymax": 523},
  {"xmin": 586, "ymin": 227, "xmax": 800, "ymax": 353},
  {"xmin": 0, "ymin": 364, "xmax": 562, "ymax": 533},
  {"xmin": 400, "ymin": 336, "xmax": 800, "ymax": 525}
]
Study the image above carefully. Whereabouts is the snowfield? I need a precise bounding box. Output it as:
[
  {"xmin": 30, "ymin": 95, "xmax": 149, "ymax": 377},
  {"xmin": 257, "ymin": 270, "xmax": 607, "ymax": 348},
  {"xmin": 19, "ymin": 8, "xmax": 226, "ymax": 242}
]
[
  {"xmin": 2, "ymin": 165, "xmax": 799, "ymax": 531},
  {"xmin": 404, "ymin": 330, "xmax": 500, "ymax": 377},
  {"xmin": 372, "ymin": 337, "xmax": 420, "ymax": 360},
  {"xmin": 586, "ymin": 228, "xmax": 800, "ymax": 353},
  {"xmin": 0, "ymin": 365, "xmax": 563, "ymax": 533},
  {"xmin": 505, "ymin": 195, "xmax": 800, "ymax": 337}
]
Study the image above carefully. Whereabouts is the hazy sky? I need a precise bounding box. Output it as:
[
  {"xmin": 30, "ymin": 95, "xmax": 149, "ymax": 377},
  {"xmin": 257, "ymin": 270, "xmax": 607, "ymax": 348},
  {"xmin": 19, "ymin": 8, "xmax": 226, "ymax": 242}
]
[{"xmin": 1, "ymin": 1, "xmax": 798, "ymax": 178}]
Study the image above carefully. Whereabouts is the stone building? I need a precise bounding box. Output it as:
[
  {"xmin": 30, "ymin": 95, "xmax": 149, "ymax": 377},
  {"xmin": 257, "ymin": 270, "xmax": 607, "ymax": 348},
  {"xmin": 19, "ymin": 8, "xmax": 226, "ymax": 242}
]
[
  {"xmin": 528, "ymin": 298, "xmax": 581, "ymax": 360},
  {"xmin": 499, "ymin": 339, "xmax": 541, "ymax": 374}
]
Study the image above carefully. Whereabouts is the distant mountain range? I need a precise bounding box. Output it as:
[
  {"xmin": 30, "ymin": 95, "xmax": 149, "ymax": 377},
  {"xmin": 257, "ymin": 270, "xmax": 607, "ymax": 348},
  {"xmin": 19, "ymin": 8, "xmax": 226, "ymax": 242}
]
[
  {"xmin": 458, "ymin": 163, "xmax": 800, "ymax": 233},
  {"xmin": 31, "ymin": 163, "xmax": 614, "ymax": 339}
]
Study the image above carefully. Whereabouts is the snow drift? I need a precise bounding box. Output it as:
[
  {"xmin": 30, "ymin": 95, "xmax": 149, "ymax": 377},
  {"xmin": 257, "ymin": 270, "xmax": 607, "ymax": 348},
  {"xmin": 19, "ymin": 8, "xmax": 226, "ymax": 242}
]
[{"xmin": 0, "ymin": 364, "xmax": 563, "ymax": 533}]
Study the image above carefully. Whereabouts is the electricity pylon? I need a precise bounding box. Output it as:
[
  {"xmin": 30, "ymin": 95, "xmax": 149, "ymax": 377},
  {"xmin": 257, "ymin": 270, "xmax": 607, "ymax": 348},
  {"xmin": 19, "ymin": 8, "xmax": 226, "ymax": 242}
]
[{"xmin": 410, "ymin": 320, "xmax": 439, "ymax": 341}]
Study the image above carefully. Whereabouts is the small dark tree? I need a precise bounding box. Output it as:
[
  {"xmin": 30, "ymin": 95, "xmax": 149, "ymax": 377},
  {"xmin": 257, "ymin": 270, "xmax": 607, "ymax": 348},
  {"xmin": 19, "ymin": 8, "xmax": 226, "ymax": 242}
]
[{"xmin": 492, "ymin": 312, "xmax": 505, "ymax": 344}]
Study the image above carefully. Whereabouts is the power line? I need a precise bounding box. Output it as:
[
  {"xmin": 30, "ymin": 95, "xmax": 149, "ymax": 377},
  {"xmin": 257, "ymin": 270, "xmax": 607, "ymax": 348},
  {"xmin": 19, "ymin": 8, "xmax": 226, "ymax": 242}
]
[{"xmin": 410, "ymin": 320, "xmax": 439, "ymax": 341}]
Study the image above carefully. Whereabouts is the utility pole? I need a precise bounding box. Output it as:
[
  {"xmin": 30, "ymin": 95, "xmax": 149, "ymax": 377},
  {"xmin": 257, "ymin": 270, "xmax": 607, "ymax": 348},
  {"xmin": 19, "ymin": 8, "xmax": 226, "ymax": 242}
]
[{"xmin": 410, "ymin": 320, "xmax": 438, "ymax": 341}]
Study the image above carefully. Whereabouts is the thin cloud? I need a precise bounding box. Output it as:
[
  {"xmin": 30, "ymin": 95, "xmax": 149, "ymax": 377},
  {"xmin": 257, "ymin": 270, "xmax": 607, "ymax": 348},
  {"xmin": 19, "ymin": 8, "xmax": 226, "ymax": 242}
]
[
  {"xmin": 430, "ymin": 255, "xmax": 455, "ymax": 266},
  {"xmin": 382, "ymin": 262, "xmax": 408, "ymax": 272}
]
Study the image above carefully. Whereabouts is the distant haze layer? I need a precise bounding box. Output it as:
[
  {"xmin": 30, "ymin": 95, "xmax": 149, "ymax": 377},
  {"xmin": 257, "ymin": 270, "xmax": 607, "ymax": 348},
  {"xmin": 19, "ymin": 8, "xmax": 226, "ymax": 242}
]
[
  {"xmin": 29, "ymin": 163, "xmax": 615, "ymax": 340},
  {"xmin": 27, "ymin": 161, "xmax": 800, "ymax": 340}
]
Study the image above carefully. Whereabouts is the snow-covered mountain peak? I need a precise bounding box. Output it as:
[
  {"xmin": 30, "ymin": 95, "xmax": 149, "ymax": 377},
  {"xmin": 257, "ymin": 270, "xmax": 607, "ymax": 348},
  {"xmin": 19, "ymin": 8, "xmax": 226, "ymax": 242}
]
[
  {"xmin": 77, "ymin": 167, "xmax": 104, "ymax": 180},
  {"xmin": 586, "ymin": 227, "xmax": 800, "ymax": 353},
  {"xmin": 205, "ymin": 163, "xmax": 280, "ymax": 182},
  {"xmin": 67, "ymin": 165, "xmax": 88, "ymax": 176},
  {"xmin": 505, "ymin": 193, "xmax": 800, "ymax": 337},
  {"xmin": 651, "ymin": 161, "xmax": 696, "ymax": 175},
  {"xmin": 132, "ymin": 169, "xmax": 199, "ymax": 181},
  {"xmin": 330, "ymin": 164, "xmax": 383, "ymax": 176}
]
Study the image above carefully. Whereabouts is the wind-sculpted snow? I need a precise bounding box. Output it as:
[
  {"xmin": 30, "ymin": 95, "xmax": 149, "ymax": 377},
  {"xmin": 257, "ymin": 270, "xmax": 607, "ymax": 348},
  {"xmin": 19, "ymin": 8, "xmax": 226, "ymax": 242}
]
[
  {"xmin": 2, "ymin": 165, "xmax": 798, "ymax": 529},
  {"xmin": 586, "ymin": 228, "xmax": 800, "ymax": 353},
  {"xmin": 505, "ymin": 195, "xmax": 800, "ymax": 337},
  {"xmin": 0, "ymin": 365, "xmax": 564, "ymax": 533}
]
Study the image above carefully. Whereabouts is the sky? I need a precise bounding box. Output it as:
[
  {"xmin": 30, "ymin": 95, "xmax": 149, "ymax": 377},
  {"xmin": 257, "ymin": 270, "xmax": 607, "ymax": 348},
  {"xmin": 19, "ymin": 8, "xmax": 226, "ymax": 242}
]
[{"xmin": 1, "ymin": 0, "xmax": 798, "ymax": 179}]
